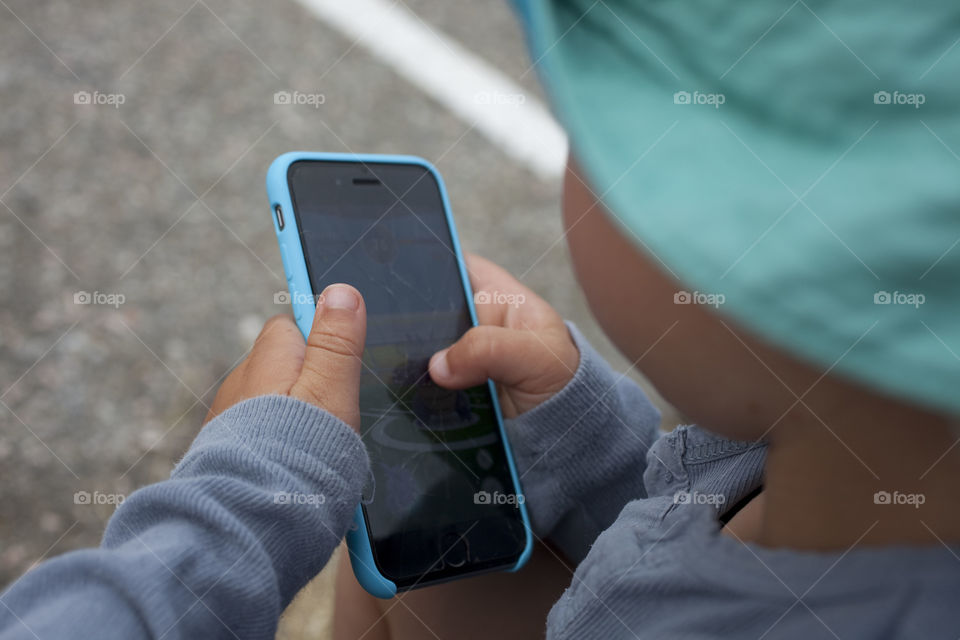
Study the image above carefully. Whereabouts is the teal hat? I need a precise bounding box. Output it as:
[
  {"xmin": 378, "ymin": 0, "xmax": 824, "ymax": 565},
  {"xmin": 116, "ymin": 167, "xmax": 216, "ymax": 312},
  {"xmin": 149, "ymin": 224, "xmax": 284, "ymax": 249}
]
[{"xmin": 513, "ymin": 1, "xmax": 960, "ymax": 416}]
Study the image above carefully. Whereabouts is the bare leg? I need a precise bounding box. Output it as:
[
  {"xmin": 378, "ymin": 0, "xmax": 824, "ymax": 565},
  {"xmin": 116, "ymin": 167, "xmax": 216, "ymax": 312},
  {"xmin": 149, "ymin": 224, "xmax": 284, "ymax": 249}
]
[{"xmin": 333, "ymin": 542, "xmax": 572, "ymax": 640}]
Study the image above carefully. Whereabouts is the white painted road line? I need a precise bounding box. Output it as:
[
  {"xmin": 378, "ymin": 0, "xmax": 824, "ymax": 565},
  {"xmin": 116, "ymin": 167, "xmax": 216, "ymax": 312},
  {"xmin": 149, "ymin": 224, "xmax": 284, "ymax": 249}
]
[{"xmin": 291, "ymin": 0, "xmax": 568, "ymax": 180}]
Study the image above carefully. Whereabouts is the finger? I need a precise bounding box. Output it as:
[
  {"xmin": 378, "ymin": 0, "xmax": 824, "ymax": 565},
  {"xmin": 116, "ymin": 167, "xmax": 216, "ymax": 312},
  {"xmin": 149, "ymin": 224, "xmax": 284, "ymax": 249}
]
[
  {"xmin": 242, "ymin": 314, "xmax": 306, "ymax": 397},
  {"xmin": 203, "ymin": 315, "xmax": 304, "ymax": 425},
  {"xmin": 463, "ymin": 253, "xmax": 552, "ymax": 327},
  {"xmin": 429, "ymin": 325, "xmax": 570, "ymax": 391},
  {"xmin": 289, "ymin": 283, "xmax": 367, "ymax": 428}
]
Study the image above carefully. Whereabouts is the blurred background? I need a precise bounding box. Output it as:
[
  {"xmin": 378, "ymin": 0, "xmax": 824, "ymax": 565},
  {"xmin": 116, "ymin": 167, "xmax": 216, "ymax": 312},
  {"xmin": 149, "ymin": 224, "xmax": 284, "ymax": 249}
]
[{"xmin": 0, "ymin": 0, "xmax": 675, "ymax": 635}]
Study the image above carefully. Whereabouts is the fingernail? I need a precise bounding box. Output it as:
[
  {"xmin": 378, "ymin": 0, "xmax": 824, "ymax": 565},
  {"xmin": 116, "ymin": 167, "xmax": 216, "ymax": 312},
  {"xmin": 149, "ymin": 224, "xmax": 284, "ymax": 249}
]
[
  {"xmin": 322, "ymin": 284, "xmax": 360, "ymax": 311},
  {"xmin": 430, "ymin": 349, "xmax": 450, "ymax": 380}
]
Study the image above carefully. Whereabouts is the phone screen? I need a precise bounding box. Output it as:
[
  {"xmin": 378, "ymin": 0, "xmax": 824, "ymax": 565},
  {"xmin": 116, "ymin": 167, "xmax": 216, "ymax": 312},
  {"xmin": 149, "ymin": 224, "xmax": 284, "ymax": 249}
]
[{"xmin": 288, "ymin": 160, "xmax": 527, "ymax": 587}]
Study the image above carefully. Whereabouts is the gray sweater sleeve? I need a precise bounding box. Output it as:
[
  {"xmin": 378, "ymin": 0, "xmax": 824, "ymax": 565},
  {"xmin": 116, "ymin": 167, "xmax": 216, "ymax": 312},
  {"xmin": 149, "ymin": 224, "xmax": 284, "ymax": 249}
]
[
  {"xmin": 504, "ymin": 324, "xmax": 662, "ymax": 563},
  {"xmin": 0, "ymin": 394, "xmax": 369, "ymax": 640}
]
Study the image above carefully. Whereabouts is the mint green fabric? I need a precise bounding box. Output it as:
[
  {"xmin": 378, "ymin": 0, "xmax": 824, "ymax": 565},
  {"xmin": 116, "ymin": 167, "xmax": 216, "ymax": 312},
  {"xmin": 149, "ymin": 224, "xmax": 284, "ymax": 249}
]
[{"xmin": 514, "ymin": 0, "xmax": 960, "ymax": 416}]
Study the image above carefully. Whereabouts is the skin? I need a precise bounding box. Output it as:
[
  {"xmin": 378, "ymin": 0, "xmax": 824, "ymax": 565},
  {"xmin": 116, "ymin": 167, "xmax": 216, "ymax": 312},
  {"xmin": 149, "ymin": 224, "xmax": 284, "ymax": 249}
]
[
  {"xmin": 211, "ymin": 156, "xmax": 960, "ymax": 639},
  {"xmin": 206, "ymin": 282, "xmax": 367, "ymax": 430},
  {"xmin": 559, "ymin": 158, "xmax": 960, "ymax": 550}
]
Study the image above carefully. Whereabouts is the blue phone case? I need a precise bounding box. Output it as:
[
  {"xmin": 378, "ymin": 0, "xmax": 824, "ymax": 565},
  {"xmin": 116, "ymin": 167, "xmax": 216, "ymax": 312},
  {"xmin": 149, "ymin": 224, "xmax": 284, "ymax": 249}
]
[{"xmin": 266, "ymin": 151, "xmax": 534, "ymax": 598}]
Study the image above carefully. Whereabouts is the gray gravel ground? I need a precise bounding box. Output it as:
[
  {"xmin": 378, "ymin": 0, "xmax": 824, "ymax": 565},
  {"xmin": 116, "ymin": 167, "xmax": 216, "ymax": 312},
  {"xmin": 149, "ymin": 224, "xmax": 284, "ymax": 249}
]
[{"xmin": 0, "ymin": 0, "xmax": 675, "ymax": 593}]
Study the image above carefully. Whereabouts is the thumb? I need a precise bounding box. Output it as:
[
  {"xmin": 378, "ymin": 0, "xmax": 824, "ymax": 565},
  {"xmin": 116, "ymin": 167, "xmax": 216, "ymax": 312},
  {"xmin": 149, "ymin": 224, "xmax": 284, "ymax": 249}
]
[
  {"xmin": 428, "ymin": 325, "xmax": 557, "ymax": 391},
  {"xmin": 289, "ymin": 283, "xmax": 366, "ymax": 429}
]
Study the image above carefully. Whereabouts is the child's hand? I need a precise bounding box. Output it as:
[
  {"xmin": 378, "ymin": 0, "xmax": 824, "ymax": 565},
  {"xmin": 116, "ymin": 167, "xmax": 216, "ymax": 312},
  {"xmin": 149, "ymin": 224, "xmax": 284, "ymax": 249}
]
[
  {"xmin": 429, "ymin": 254, "xmax": 579, "ymax": 418},
  {"xmin": 205, "ymin": 283, "xmax": 367, "ymax": 429}
]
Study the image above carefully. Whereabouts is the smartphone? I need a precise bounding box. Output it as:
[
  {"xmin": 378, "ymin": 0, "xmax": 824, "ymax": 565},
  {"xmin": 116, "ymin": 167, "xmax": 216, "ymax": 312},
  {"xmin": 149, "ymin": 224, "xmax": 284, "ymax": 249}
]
[{"xmin": 266, "ymin": 152, "xmax": 532, "ymax": 598}]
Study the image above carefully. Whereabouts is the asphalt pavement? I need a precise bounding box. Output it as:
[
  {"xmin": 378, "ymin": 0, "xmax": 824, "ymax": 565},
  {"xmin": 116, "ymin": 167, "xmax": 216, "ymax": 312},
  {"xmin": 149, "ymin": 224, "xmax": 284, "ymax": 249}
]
[{"xmin": 0, "ymin": 0, "xmax": 675, "ymax": 600}]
